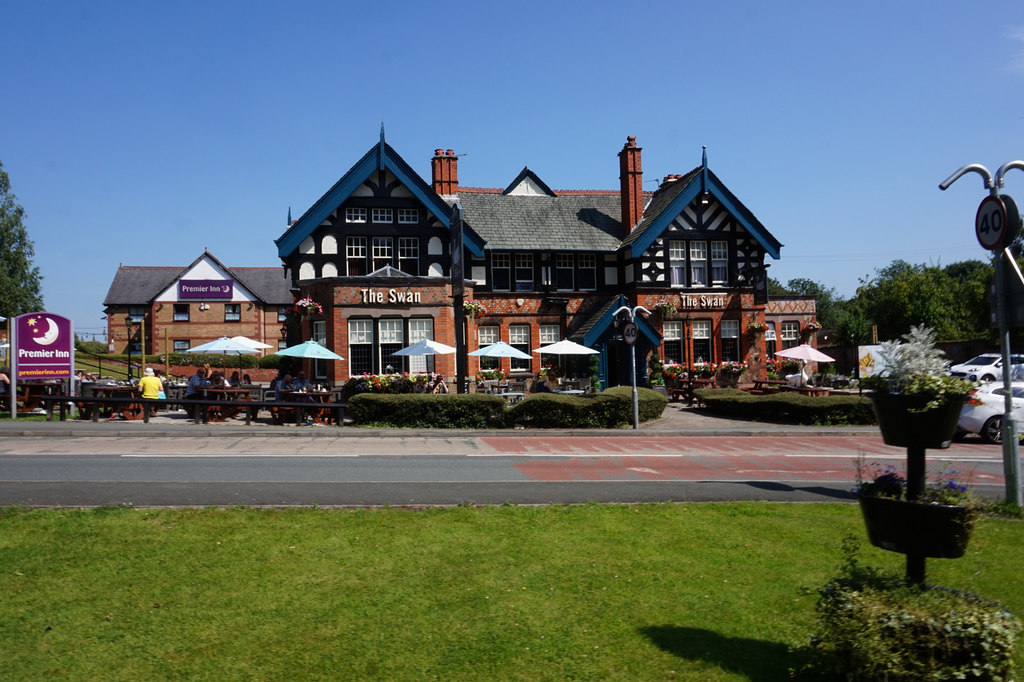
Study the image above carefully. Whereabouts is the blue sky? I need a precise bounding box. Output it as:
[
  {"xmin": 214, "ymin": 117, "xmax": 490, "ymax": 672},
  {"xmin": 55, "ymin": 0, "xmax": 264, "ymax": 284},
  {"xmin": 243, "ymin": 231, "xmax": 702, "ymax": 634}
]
[{"xmin": 3, "ymin": 1, "xmax": 1024, "ymax": 339}]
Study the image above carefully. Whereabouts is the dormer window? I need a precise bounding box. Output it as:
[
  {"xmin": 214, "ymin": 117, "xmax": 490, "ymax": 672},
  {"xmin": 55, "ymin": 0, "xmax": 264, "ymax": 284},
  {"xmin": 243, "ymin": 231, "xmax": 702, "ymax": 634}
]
[
  {"xmin": 372, "ymin": 208, "xmax": 393, "ymax": 224},
  {"xmin": 398, "ymin": 208, "xmax": 418, "ymax": 224},
  {"xmin": 346, "ymin": 207, "xmax": 366, "ymax": 223}
]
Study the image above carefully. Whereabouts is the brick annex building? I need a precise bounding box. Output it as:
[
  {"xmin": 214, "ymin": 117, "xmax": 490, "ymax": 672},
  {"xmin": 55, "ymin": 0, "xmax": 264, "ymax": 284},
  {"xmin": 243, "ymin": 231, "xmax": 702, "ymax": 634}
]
[{"xmin": 104, "ymin": 133, "xmax": 817, "ymax": 387}]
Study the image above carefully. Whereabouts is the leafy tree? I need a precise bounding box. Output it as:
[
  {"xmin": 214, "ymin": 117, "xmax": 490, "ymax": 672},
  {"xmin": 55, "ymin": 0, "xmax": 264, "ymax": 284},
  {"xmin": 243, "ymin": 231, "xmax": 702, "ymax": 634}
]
[
  {"xmin": 0, "ymin": 162, "xmax": 43, "ymax": 317},
  {"xmin": 853, "ymin": 259, "xmax": 991, "ymax": 343}
]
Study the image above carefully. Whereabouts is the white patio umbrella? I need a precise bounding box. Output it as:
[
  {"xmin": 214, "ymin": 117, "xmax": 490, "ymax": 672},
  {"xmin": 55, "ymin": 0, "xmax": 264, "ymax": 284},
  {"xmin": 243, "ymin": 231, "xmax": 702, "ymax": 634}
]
[
  {"xmin": 468, "ymin": 341, "xmax": 532, "ymax": 360},
  {"xmin": 185, "ymin": 337, "xmax": 261, "ymax": 375},
  {"xmin": 774, "ymin": 344, "xmax": 835, "ymax": 387},
  {"xmin": 773, "ymin": 344, "xmax": 835, "ymax": 363},
  {"xmin": 274, "ymin": 340, "xmax": 345, "ymax": 361},
  {"xmin": 392, "ymin": 339, "xmax": 456, "ymax": 356},
  {"xmin": 532, "ymin": 339, "xmax": 599, "ymax": 355},
  {"xmin": 229, "ymin": 335, "xmax": 274, "ymax": 351}
]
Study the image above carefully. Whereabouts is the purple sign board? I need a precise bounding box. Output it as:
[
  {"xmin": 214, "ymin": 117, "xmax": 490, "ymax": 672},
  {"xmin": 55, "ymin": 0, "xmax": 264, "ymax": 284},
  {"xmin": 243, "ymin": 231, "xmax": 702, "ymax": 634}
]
[
  {"xmin": 13, "ymin": 312, "xmax": 74, "ymax": 380},
  {"xmin": 179, "ymin": 279, "xmax": 233, "ymax": 299}
]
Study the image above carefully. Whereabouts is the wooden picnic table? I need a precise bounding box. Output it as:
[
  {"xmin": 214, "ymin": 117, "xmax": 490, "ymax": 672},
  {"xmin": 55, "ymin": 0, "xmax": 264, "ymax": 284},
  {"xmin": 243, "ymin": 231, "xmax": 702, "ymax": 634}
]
[
  {"xmin": 274, "ymin": 390, "xmax": 334, "ymax": 424},
  {"xmin": 201, "ymin": 387, "xmax": 253, "ymax": 421},
  {"xmin": 749, "ymin": 379, "xmax": 788, "ymax": 394},
  {"xmin": 91, "ymin": 385, "xmax": 145, "ymax": 420}
]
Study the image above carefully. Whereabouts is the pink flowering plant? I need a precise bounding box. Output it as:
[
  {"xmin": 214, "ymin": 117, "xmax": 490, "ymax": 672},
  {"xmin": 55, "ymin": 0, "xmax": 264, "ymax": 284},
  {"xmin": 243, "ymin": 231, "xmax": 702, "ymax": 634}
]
[
  {"xmin": 342, "ymin": 372, "xmax": 448, "ymax": 396},
  {"xmin": 718, "ymin": 361, "xmax": 748, "ymax": 376},
  {"xmin": 291, "ymin": 297, "xmax": 323, "ymax": 317},
  {"xmin": 693, "ymin": 361, "xmax": 718, "ymax": 378}
]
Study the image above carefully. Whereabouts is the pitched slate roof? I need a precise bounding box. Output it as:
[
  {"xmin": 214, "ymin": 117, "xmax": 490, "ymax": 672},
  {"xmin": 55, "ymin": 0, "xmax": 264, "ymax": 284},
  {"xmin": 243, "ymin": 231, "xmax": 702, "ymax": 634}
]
[
  {"xmin": 103, "ymin": 261, "xmax": 292, "ymax": 306},
  {"xmin": 457, "ymin": 191, "xmax": 625, "ymax": 251}
]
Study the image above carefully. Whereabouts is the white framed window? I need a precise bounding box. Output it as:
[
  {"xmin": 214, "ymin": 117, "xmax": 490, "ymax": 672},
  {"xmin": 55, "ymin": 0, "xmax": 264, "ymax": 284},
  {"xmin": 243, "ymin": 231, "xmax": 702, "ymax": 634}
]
[
  {"xmin": 515, "ymin": 253, "xmax": 533, "ymax": 291},
  {"xmin": 346, "ymin": 236, "xmax": 367, "ymax": 276},
  {"xmin": 711, "ymin": 240, "xmax": 728, "ymax": 285},
  {"xmin": 278, "ymin": 305, "xmax": 289, "ymax": 323},
  {"xmin": 128, "ymin": 305, "xmax": 146, "ymax": 323},
  {"xmin": 379, "ymin": 318, "xmax": 404, "ymax": 373},
  {"xmin": 539, "ymin": 325, "xmax": 560, "ymax": 345},
  {"xmin": 278, "ymin": 340, "xmax": 288, "ymax": 351},
  {"xmin": 173, "ymin": 339, "xmax": 190, "ymax": 352},
  {"xmin": 669, "ymin": 240, "xmax": 686, "ymax": 286},
  {"xmin": 555, "ymin": 254, "xmax": 574, "ymax": 291},
  {"xmin": 690, "ymin": 241, "xmax": 707, "ymax": 287},
  {"xmin": 781, "ymin": 321, "xmax": 800, "ymax": 349},
  {"xmin": 509, "ymin": 324, "xmax": 531, "ymax": 371},
  {"xmin": 372, "ymin": 208, "xmax": 393, "ymax": 224},
  {"xmin": 372, "ymin": 236, "xmax": 393, "ymax": 270},
  {"xmin": 312, "ymin": 320, "xmax": 328, "ymax": 379},
  {"xmin": 477, "ymin": 325, "xmax": 500, "ymax": 371},
  {"xmin": 692, "ymin": 319, "xmax": 712, "ymax": 363},
  {"xmin": 224, "ymin": 304, "xmax": 241, "ymax": 322},
  {"xmin": 398, "ymin": 237, "xmax": 419, "ymax": 275},
  {"xmin": 491, "ymin": 253, "xmax": 511, "ymax": 291},
  {"xmin": 663, "ymin": 320, "xmax": 682, "ymax": 365},
  {"xmin": 578, "ymin": 253, "xmax": 596, "ymax": 290},
  {"xmin": 398, "ymin": 208, "xmax": 418, "ymax": 224},
  {"xmin": 408, "ymin": 318, "xmax": 434, "ymax": 373},
  {"xmin": 345, "ymin": 207, "xmax": 366, "ymax": 223},
  {"xmin": 173, "ymin": 304, "xmax": 189, "ymax": 322},
  {"xmin": 348, "ymin": 319, "xmax": 374, "ymax": 375},
  {"xmin": 721, "ymin": 319, "xmax": 740, "ymax": 362}
]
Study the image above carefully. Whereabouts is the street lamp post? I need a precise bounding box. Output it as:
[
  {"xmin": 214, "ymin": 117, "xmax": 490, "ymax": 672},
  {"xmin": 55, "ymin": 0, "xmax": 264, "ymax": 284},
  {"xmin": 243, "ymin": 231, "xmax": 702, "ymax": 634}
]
[
  {"xmin": 940, "ymin": 160, "xmax": 1024, "ymax": 507},
  {"xmin": 613, "ymin": 304, "xmax": 651, "ymax": 430}
]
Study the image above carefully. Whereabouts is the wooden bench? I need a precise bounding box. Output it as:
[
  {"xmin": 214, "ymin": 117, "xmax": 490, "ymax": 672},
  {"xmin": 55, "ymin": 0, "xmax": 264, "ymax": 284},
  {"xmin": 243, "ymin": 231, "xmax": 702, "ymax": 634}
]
[{"xmin": 39, "ymin": 396, "xmax": 347, "ymax": 426}]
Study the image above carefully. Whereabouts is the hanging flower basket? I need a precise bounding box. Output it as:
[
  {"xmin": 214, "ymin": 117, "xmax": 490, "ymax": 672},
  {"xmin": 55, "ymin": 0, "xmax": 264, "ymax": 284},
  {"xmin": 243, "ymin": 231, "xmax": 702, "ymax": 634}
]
[
  {"xmin": 855, "ymin": 492, "xmax": 974, "ymax": 558},
  {"xmin": 463, "ymin": 299, "xmax": 487, "ymax": 319},
  {"xmin": 290, "ymin": 297, "xmax": 323, "ymax": 318},
  {"xmin": 653, "ymin": 300, "xmax": 676, "ymax": 318},
  {"xmin": 747, "ymin": 322, "xmax": 769, "ymax": 333}
]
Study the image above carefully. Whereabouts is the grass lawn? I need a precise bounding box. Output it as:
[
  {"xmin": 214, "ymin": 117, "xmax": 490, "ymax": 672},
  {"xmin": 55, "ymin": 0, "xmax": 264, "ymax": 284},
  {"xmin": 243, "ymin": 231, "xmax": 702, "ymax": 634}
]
[{"xmin": 1, "ymin": 503, "xmax": 1021, "ymax": 681}]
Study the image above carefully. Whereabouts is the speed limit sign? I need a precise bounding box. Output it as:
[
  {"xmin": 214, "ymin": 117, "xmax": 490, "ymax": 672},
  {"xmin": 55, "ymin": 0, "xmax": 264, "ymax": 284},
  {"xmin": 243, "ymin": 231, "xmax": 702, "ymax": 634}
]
[
  {"xmin": 976, "ymin": 195, "xmax": 1020, "ymax": 250},
  {"xmin": 622, "ymin": 321, "xmax": 639, "ymax": 345}
]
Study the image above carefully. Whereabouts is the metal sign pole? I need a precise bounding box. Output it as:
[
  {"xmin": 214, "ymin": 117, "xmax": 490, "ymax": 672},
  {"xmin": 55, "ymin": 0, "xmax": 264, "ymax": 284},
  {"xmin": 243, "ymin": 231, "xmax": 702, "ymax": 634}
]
[{"xmin": 941, "ymin": 162, "xmax": 1024, "ymax": 506}]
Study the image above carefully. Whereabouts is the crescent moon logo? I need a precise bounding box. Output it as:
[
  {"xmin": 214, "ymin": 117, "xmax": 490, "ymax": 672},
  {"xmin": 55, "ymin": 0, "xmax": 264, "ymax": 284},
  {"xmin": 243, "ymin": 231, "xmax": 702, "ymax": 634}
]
[{"xmin": 34, "ymin": 317, "xmax": 60, "ymax": 346}]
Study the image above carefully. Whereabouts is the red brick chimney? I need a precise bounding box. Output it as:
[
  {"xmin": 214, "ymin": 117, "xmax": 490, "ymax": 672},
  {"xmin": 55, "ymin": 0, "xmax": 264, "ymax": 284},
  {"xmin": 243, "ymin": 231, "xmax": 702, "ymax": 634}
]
[
  {"xmin": 431, "ymin": 149, "xmax": 458, "ymax": 195},
  {"xmin": 618, "ymin": 136, "xmax": 643, "ymax": 232}
]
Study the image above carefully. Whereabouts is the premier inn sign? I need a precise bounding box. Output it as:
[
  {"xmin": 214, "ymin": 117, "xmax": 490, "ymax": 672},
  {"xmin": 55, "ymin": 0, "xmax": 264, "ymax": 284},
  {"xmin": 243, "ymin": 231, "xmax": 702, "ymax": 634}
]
[{"xmin": 179, "ymin": 279, "xmax": 234, "ymax": 299}]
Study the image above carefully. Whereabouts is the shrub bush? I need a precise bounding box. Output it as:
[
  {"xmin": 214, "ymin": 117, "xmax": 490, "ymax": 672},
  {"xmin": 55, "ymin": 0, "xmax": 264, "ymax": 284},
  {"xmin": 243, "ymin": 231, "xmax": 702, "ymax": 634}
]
[
  {"xmin": 507, "ymin": 394, "xmax": 632, "ymax": 429},
  {"xmin": 348, "ymin": 394, "xmax": 509, "ymax": 429},
  {"xmin": 697, "ymin": 388, "xmax": 875, "ymax": 425},
  {"xmin": 808, "ymin": 541, "xmax": 1021, "ymax": 680},
  {"xmin": 600, "ymin": 385, "xmax": 669, "ymax": 421}
]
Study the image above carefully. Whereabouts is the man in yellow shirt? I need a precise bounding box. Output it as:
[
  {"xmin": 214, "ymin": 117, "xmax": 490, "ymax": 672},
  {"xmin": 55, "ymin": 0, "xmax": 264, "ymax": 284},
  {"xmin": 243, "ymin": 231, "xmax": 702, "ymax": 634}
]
[{"xmin": 138, "ymin": 367, "xmax": 164, "ymax": 400}]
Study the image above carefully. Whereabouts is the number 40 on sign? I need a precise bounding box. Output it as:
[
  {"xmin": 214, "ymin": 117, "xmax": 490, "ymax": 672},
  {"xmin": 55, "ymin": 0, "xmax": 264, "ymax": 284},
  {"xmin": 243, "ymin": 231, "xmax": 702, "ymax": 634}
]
[{"xmin": 976, "ymin": 195, "xmax": 1020, "ymax": 251}]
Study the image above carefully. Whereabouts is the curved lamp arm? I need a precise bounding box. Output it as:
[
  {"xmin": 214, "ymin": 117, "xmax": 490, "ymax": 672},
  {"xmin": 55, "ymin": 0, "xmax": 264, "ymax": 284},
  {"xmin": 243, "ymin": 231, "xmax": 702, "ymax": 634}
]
[{"xmin": 939, "ymin": 163, "xmax": 994, "ymax": 191}]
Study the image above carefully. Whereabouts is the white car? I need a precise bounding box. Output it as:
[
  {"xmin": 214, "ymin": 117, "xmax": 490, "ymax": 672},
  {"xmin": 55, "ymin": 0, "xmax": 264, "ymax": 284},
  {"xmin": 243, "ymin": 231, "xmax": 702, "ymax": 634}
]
[
  {"xmin": 947, "ymin": 353, "xmax": 1024, "ymax": 383},
  {"xmin": 957, "ymin": 381, "xmax": 1024, "ymax": 444}
]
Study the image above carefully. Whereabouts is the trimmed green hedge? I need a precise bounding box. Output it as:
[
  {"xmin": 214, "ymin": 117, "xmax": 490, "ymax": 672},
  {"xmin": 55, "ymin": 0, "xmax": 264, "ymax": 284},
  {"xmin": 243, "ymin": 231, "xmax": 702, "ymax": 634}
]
[
  {"xmin": 697, "ymin": 388, "xmax": 876, "ymax": 426},
  {"xmin": 347, "ymin": 386, "xmax": 669, "ymax": 429},
  {"xmin": 348, "ymin": 394, "xmax": 509, "ymax": 429}
]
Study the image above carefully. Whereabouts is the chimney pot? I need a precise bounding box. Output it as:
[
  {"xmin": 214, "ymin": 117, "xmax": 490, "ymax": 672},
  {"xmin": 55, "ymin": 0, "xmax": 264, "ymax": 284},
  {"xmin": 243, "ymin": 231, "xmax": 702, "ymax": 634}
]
[{"xmin": 619, "ymin": 136, "xmax": 643, "ymax": 232}]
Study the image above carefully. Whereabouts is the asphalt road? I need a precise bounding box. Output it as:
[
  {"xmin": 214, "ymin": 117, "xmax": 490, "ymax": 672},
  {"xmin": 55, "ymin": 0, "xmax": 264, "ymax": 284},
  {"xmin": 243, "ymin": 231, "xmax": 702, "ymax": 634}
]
[{"xmin": 0, "ymin": 415, "xmax": 1007, "ymax": 507}]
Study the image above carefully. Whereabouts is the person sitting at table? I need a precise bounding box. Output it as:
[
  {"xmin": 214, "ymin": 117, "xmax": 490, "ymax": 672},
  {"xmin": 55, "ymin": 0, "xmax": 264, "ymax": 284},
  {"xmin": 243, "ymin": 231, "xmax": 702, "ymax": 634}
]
[
  {"xmin": 184, "ymin": 367, "xmax": 210, "ymax": 416},
  {"xmin": 531, "ymin": 378, "xmax": 552, "ymax": 393},
  {"xmin": 275, "ymin": 374, "xmax": 293, "ymax": 401},
  {"xmin": 242, "ymin": 373, "xmax": 252, "ymax": 386},
  {"xmin": 208, "ymin": 371, "xmax": 231, "ymax": 389},
  {"xmin": 431, "ymin": 375, "xmax": 449, "ymax": 394},
  {"xmin": 228, "ymin": 371, "xmax": 241, "ymax": 387},
  {"xmin": 138, "ymin": 367, "xmax": 164, "ymax": 401},
  {"xmin": 290, "ymin": 371, "xmax": 311, "ymax": 392}
]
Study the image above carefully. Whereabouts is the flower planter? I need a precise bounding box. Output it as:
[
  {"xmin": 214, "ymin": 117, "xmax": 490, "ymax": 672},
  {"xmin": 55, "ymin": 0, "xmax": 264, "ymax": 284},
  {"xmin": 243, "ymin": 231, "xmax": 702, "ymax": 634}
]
[
  {"xmin": 855, "ymin": 492, "xmax": 974, "ymax": 558},
  {"xmin": 870, "ymin": 394, "xmax": 966, "ymax": 449}
]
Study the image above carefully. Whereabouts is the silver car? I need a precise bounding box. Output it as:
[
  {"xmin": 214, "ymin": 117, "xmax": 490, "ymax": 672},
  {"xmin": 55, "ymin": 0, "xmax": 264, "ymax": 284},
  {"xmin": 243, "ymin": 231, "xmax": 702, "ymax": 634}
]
[{"xmin": 956, "ymin": 381, "xmax": 1024, "ymax": 444}]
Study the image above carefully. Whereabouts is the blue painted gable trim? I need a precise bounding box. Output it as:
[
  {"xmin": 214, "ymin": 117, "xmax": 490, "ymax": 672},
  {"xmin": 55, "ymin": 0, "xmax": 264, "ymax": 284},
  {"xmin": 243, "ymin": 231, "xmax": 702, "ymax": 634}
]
[
  {"xmin": 276, "ymin": 142, "xmax": 485, "ymax": 258},
  {"xmin": 628, "ymin": 175, "xmax": 782, "ymax": 260},
  {"xmin": 581, "ymin": 296, "xmax": 661, "ymax": 348}
]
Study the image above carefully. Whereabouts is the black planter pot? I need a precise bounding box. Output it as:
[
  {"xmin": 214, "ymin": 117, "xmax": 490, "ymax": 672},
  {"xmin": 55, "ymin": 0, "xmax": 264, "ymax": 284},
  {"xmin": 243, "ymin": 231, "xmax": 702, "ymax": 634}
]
[
  {"xmin": 856, "ymin": 492, "xmax": 974, "ymax": 559},
  {"xmin": 870, "ymin": 394, "xmax": 966, "ymax": 449}
]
